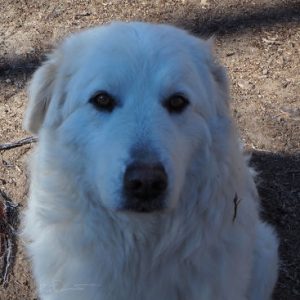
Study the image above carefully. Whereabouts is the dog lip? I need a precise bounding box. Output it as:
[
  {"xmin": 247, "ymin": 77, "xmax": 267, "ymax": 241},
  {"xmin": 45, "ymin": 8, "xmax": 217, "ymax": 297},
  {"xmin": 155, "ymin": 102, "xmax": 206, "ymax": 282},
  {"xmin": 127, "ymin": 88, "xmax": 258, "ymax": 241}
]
[{"xmin": 120, "ymin": 198, "xmax": 166, "ymax": 213}]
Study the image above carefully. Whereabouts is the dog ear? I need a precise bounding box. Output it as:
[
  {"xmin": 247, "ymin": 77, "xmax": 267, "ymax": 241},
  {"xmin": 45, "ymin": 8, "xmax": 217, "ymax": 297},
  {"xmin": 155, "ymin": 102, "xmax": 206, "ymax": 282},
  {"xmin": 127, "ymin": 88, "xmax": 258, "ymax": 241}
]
[
  {"xmin": 205, "ymin": 37, "xmax": 230, "ymax": 102},
  {"xmin": 23, "ymin": 53, "xmax": 59, "ymax": 135}
]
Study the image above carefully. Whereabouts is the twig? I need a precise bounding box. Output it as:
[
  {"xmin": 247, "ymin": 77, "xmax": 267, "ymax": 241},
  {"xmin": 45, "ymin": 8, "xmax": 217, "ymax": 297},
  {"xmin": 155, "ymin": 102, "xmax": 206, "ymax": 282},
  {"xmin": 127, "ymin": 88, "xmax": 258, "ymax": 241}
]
[
  {"xmin": 232, "ymin": 193, "xmax": 241, "ymax": 223},
  {"xmin": 0, "ymin": 189, "xmax": 20, "ymax": 287},
  {"xmin": 0, "ymin": 136, "xmax": 37, "ymax": 151}
]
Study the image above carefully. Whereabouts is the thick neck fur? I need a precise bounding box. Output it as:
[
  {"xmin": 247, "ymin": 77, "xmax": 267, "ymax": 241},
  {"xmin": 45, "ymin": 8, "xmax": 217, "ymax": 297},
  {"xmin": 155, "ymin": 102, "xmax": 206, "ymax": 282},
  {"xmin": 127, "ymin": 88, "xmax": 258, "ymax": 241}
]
[{"xmin": 25, "ymin": 128, "xmax": 257, "ymax": 299}]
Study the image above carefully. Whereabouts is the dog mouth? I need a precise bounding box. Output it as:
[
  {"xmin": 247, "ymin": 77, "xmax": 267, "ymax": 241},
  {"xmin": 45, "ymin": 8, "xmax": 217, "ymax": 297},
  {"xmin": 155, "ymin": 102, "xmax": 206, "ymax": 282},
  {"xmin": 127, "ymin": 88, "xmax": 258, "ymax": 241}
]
[{"xmin": 120, "ymin": 196, "xmax": 166, "ymax": 213}]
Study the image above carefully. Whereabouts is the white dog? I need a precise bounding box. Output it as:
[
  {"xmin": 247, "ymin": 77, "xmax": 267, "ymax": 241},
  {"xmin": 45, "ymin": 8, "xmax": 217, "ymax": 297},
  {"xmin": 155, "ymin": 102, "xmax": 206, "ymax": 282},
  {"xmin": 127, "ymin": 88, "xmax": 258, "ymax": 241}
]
[{"xmin": 23, "ymin": 22, "xmax": 278, "ymax": 300}]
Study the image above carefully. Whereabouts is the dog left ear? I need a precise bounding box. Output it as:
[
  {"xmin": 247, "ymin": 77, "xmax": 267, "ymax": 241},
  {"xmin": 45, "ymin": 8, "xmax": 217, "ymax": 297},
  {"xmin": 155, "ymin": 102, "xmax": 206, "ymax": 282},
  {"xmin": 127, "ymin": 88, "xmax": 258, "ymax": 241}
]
[
  {"xmin": 205, "ymin": 37, "xmax": 230, "ymax": 103},
  {"xmin": 23, "ymin": 52, "xmax": 60, "ymax": 135}
]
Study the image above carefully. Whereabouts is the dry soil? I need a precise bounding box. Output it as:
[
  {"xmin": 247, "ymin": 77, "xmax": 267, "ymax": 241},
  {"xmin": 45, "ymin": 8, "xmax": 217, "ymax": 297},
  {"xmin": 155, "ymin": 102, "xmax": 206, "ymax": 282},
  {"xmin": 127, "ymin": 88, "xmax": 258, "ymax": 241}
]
[{"xmin": 0, "ymin": 1, "xmax": 299, "ymax": 299}]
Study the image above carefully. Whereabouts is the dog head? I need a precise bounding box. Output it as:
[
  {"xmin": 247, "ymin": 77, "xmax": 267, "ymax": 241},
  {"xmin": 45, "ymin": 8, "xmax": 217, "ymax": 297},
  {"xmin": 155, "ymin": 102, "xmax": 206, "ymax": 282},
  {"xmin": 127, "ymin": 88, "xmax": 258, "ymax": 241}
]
[{"xmin": 24, "ymin": 22, "xmax": 232, "ymax": 213}]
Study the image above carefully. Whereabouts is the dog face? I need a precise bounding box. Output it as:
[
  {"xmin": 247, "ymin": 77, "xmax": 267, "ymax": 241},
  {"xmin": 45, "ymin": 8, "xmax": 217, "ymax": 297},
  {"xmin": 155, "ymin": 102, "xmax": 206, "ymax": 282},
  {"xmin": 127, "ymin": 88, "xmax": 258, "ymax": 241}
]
[{"xmin": 25, "ymin": 22, "xmax": 231, "ymax": 213}]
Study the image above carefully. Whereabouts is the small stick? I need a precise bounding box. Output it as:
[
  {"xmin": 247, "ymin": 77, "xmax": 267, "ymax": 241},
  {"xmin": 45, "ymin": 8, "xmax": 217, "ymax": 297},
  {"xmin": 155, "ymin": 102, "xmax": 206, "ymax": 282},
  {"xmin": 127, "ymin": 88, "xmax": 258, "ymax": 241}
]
[
  {"xmin": 232, "ymin": 193, "xmax": 241, "ymax": 223},
  {"xmin": 0, "ymin": 190, "xmax": 19, "ymax": 287},
  {"xmin": 0, "ymin": 136, "xmax": 37, "ymax": 151}
]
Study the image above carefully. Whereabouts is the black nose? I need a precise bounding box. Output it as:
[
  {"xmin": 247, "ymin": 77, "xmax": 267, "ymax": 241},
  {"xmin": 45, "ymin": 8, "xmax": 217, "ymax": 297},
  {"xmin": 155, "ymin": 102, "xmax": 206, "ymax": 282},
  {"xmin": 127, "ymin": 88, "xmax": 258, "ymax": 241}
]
[{"xmin": 123, "ymin": 162, "xmax": 168, "ymax": 205}]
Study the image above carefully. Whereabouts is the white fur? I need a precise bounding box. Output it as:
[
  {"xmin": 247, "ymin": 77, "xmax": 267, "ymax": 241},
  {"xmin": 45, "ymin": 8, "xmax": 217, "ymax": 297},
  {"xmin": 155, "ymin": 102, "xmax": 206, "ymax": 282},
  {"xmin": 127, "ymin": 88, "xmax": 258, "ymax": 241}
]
[{"xmin": 23, "ymin": 22, "xmax": 278, "ymax": 300}]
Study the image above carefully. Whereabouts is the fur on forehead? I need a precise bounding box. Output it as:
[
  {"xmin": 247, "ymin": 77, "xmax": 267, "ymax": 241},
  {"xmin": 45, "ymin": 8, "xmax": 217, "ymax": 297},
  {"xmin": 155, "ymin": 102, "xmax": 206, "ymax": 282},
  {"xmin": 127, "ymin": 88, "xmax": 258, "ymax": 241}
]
[
  {"xmin": 55, "ymin": 22, "xmax": 214, "ymax": 78},
  {"xmin": 61, "ymin": 22, "xmax": 212, "ymax": 61}
]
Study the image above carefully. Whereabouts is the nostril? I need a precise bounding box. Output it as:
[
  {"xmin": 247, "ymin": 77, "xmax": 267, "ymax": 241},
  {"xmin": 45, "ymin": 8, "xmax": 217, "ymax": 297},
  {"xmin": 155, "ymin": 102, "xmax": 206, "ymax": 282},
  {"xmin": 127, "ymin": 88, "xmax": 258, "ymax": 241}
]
[
  {"xmin": 152, "ymin": 178, "xmax": 167, "ymax": 192},
  {"xmin": 126, "ymin": 179, "xmax": 143, "ymax": 191}
]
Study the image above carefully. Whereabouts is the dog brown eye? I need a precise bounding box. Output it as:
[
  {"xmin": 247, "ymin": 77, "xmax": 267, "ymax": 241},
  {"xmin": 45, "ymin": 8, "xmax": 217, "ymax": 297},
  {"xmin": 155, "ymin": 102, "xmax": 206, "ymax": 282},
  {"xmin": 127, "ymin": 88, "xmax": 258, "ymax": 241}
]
[
  {"xmin": 164, "ymin": 94, "xmax": 189, "ymax": 113},
  {"xmin": 90, "ymin": 92, "xmax": 116, "ymax": 112}
]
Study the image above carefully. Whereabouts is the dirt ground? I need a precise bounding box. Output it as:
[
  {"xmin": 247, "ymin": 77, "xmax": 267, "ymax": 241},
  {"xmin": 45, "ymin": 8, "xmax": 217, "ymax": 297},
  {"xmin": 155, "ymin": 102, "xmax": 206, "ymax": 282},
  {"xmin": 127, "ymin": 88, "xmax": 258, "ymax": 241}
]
[{"xmin": 0, "ymin": 0, "xmax": 299, "ymax": 299}]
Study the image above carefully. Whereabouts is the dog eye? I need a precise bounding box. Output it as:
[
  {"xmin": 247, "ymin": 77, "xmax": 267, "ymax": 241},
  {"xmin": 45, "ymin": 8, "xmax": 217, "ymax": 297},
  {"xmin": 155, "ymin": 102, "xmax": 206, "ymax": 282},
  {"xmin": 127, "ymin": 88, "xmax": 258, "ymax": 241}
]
[
  {"xmin": 89, "ymin": 92, "xmax": 116, "ymax": 112},
  {"xmin": 164, "ymin": 94, "xmax": 189, "ymax": 113}
]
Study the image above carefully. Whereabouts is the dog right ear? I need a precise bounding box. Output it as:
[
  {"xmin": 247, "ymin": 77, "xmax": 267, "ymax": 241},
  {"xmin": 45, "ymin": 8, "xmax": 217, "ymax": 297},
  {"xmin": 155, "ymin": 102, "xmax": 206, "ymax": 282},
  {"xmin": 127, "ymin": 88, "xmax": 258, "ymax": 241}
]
[
  {"xmin": 24, "ymin": 54, "xmax": 59, "ymax": 135},
  {"xmin": 205, "ymin": 38, "xmax": 230, "ymax": 104}
]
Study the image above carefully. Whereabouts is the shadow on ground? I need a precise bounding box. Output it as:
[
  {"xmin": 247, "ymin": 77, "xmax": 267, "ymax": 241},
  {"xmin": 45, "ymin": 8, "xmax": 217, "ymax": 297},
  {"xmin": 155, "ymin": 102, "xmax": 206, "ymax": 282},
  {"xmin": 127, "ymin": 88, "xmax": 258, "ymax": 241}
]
[
  {"xmin": 250, "ymin": 151, "xmax": 300, "ymax": 300},
  {"xmin": 177, "ymin": 1, "xmax": 300, "ymax": 36},
  {"xmin": 0, "ymin": 1, "xmax": 299, "ymax": 81}
]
